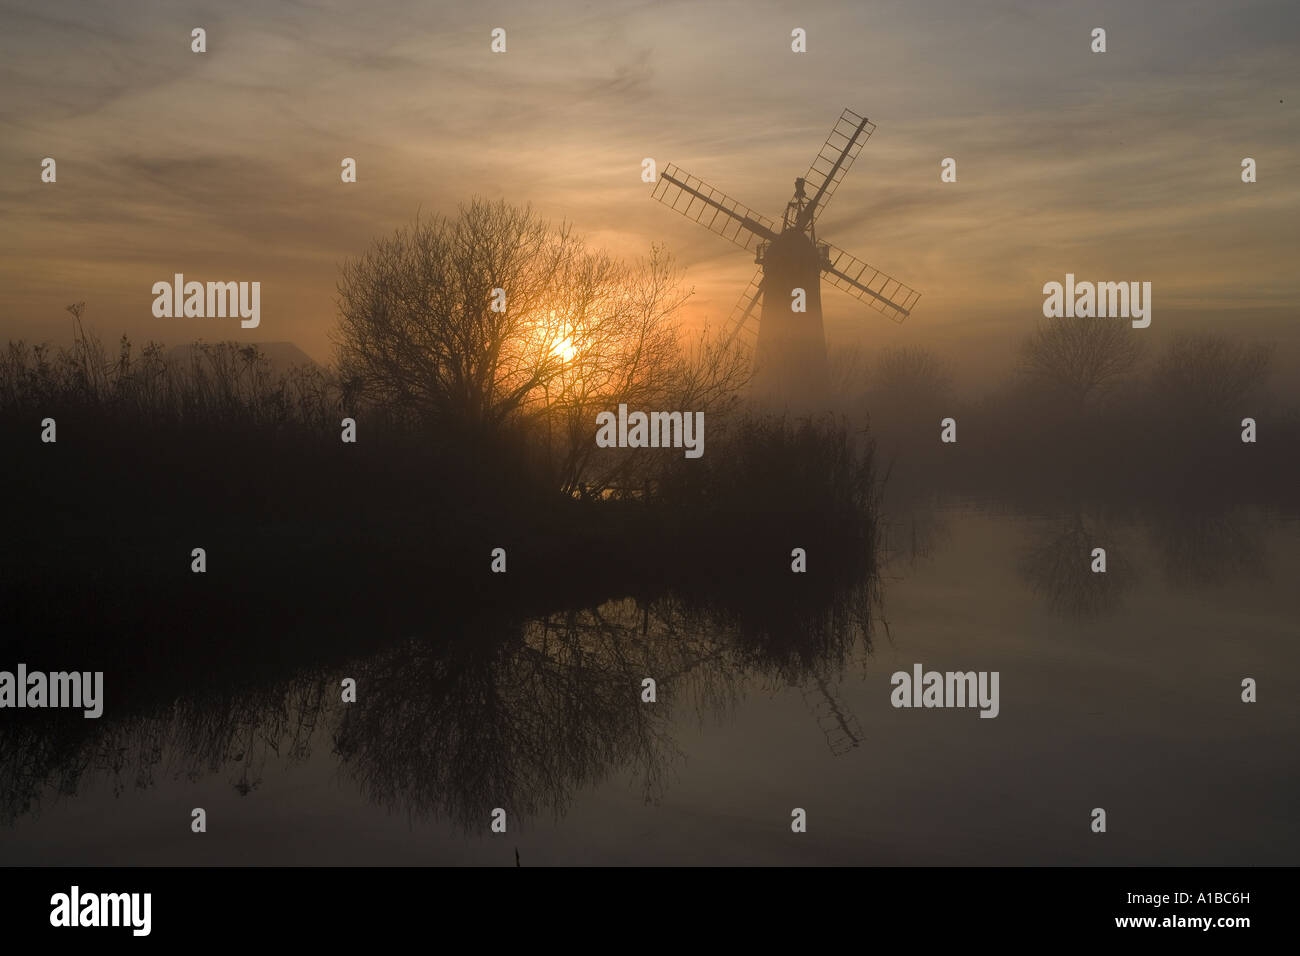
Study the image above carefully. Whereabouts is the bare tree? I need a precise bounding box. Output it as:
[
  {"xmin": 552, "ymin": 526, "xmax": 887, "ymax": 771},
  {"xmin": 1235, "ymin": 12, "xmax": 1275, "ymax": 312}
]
[
  {"xmin": 825, "ymin": 345, "xmax": 869, "ymax": 403},
  {"xmin": 334, "ymin": 199, "xmax": 587, "ymax": 434},
  {"xmin": 1149, "ymin": 332, "xmax": 1272, "ymax": 419},
  {"xmin": 1018, "ymin": 315, "xmax": 1144, "ymax": 412},
  {"xmin": 540, "ymin": 249, "xmax": 751, "ymax": 497},
  {"xmin": 334, "ymin": 199, "xmax": 746, "ymax": 494},
  {"xmin": 862, "ymin": 346, "xmax": 956, "ymax": 447},
  {"xmin": 1018, "ymin": 512, "xmax": 1136, "ymax": 619},
  {"xmin": 868, "ymin": 346, "xmax": 955, "ymax": 407}
]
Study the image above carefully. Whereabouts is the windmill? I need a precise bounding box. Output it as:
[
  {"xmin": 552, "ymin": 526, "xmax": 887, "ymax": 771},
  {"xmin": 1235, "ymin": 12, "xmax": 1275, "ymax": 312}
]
[{"xmin": 649, "ymin": 108, "xmax": 920, "ymax": 408}]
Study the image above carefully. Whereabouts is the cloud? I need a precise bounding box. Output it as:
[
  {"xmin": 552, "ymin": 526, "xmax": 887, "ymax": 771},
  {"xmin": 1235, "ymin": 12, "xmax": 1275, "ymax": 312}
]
[{"xmin": 0, "ymin": 0, "xmax": 1296, "ymax": 376}]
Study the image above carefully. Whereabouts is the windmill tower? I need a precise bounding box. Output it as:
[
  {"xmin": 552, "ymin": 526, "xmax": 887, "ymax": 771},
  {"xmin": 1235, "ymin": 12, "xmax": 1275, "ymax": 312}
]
[{"xmin": 650, "ymin": 108, "xmax": 921, "ymax": 409}]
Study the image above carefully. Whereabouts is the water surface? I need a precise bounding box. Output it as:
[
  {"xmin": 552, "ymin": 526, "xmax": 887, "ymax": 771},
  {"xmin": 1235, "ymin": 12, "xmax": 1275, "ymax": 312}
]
[{"xmin": 2, "ymin": 503, "xmax": 1296, "ymax": 865}]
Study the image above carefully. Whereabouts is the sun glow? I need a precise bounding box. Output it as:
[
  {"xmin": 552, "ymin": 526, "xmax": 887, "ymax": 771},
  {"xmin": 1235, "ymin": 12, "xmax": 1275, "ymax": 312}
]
[
  {"xmin": 536, "ymin": 308, "xmax": 581, "ymax": 365},
  {"xmin": 552, "ymin": 334, "xmax": 578, "ymax": 363}
]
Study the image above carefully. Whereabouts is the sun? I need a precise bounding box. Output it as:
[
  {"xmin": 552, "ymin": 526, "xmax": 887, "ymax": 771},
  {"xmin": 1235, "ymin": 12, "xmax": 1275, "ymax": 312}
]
[
  {"xmin": 531, "ymin": 306, "xmax": 582, "ymax": 368},
  {"xmin": 552, "ymin": 334, "xmax": 578, "ymax": 363}
]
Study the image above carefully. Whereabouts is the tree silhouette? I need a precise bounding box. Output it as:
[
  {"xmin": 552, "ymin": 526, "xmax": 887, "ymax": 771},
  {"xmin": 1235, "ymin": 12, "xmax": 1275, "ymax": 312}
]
[
  {"xmin": 335, "ymin": 202, "xmax": 699, "ymax": 431},
  {"xmin": 870, "ymin": 346, "xmax": 954, "ymax": 406},
  {"xmin": 1018, "ymin": 315, "xmax": 1144, "ymax": 413},
  {"xmin": 865, "ymin": 345, "xmax": 956, "ymax": 431},
  {"xmin": 1017, "ymin": 512, "xmax": 1136, "ymax": 619},
  {"xmin": 1149, "ymin": 332, "xmax": 1272, "ymax": 423},
  {"xmin": 333, "ymin": 198, "xmax": 746, "ymax": 493},
  {"xmin": 335, "ymin": 199, "xmax": 585, "ymax": 434}
]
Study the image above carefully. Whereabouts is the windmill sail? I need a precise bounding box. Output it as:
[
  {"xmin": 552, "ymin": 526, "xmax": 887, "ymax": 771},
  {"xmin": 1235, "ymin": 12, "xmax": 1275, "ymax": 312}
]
[
  {"xmin": 799, "ymin": 109, "xmax": 876, "ymax": 227},
  {"xmin": 722, "ymin": 268, "xmax": 764, "ymax": 351},
  {"xmin": 650, "ymin": 164, "xmax": 777, "ymax": 252},
  {"xmin": 822, "ymin": 243, "xmax": 921, "ymax": 323},
  {"xmin": 800, "ymin": 675, "xmax": 864, "ymax": 757}
]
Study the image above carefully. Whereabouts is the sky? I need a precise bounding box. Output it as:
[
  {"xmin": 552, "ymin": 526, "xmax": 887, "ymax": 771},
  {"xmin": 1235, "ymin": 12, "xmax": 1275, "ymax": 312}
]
[{"xmin": 1, "ymin": 0, "xmax": 1297, "ymax": 391}]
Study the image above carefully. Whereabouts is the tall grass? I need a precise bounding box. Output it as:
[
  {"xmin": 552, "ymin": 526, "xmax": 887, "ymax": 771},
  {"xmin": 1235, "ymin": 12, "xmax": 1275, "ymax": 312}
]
[{"xmin": 0, "ymin": 332, "xmax": 340, "ymax": 431}]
